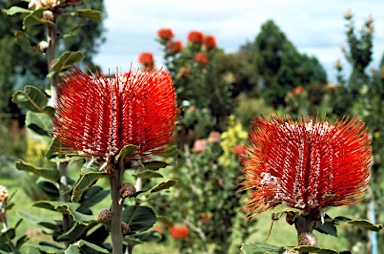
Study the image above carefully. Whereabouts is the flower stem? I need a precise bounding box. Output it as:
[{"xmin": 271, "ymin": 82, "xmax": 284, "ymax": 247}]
[
  {"xmin": 293, "ymin": 210, "xmax": 318, "ymax": 254},
  {"xmin": 1, "ymin": 207, "xmax": 18, "ymax": 254},
  {"xmin": 109, "ymin": 161, "xmax": 125, "ymax": 254}
]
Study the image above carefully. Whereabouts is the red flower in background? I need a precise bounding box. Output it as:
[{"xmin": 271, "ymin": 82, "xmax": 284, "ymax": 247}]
[
  {"xmin": 204, "ymin": 35, "xmax": 217, "ymax": 50},
  {"xmin": 157, "ymin": 28, "xmax": 174, "ymax": 41},
  {"xmin": 232, "ymin": 145, "xmax": 246, "ymax": 158},
  {"xmin": 169, "ymin": 225, "xmax": 189, "ymax": 239},
  {"xmin": 193, "ymin": 139, "xmax": 207, "ymax": 153},
  {"xmin": 187, "ymin": 31, "xmax": 204, "ymax": 44},
  {"xmin": 138, "ymin": 52, "xmax": 154, "ymax": 65},
  {"xmin": 291, "ymin": 86, "xmax": 305, "ymax": 95},
  {"xmin": 194, "ymin": 53, "xmax": 209, "ymax": 65},
  {"xmin": 239, "ymin": 116, "xmax": 371, "ymax": 218},
  {"xmin": 53, "ymin": 68, "xmax": 178, "ymax": 161},
  {"xmin": 166, "ymin": 41, "xmax": 183, "ymax": 55}
]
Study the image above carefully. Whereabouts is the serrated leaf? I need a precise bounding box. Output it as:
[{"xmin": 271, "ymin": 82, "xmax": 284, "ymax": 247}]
[
  {"xmin": 122, "ymin": 206, "xmax": 157, "ymax": 233},
  {"xmin": 71, "ymin": 170, "xmax": 107, "ymax": 203},
  {"xmin": 26, "ymin": 111, "xmax": 53, "ymax": 136},
  {"xmin": 18, "ymin": 211, "xmax": 60, "ymax": 231},
  {"xmin": 48, "ymin": 51, "xmax": 84, "ymax": 77},
  {"xmin": 150, "ymin": 180, "xmax": 177, "ymax": 193},
  {"xmin": 142, "ymin": 161, "xmax": 169, "ymax": 170},
  {"xmin": 14, "ymin": 31, "xmax": 31, "ymax": 47},
  {"xmin": 73, "ymin": 9, "xmax": 101, "ymax": 22},
  {"xmin": 291, "ymin": 245, "xmax": 339, "ymax": 254},
  {"xmin": 15, "ymin": 160, "xmax": 60, "ymax": 182},
  {"xmin": 12, "ymin": 85, "xmax": 49, "ymax": 113},
  {"xmin": 114, "ymin": 144, "xmax": 138, "ymax": 163},
  {"xmin": 2, "ymin": 6, "xmax": 31, "ymax": 16},
  {"xmin": 65, "ymin": 240, "xmax": 109, "ymax": 254},
  {"xmin": 314, "ymin": 213, "xmax": 337, "ymax": 237},
  {"xmin": 135, "ymin": 170, "xmax": 163, "ymax": 179},
  {"xmin": 33, "ymin": 201, "xmax": 95, "ymax": 225},
  {"xmin": 57, "ymin": 222, "xmax": 97, "ymax": 242},
  {"xmin": 241, "ymin": 241, "xmax": 285, "ymax": 254}
]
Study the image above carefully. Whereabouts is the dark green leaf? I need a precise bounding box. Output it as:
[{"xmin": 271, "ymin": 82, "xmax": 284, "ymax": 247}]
[
  {"xmin": 141, "ymin": 161, "xmax": 169, "ymax": 170},
  {"xmin": 84, "ymin": 225, "xmax": 109, "ymax": 246},
  {"xmin": 37, "ymin": 181, "xmax": 60, "ymax": 198},
  {"xmin": 18, "ymin": 210, "xmax": 60, "ymax": 231},
  {"xmin": 28, "ymin": 243, "xmax": 64, "ymax": 253},
  {"xmin": 12, "ymin": 85, "xmax": 49, "ymax": 113},
  {"xmin": 0, "ymin": 229, "xmax": 15, "ymax": 243},
  {"xmin": 65, "ymin": 240, "xmax": 109, "ymax": 254},
  {"xmin": 150, "ymin": 180, "xmax": 177, "ymax": 193},
  {"xmin": 48, "ymin": 51, "xmax": 84, "ymax": 77},
  {"xmin": 134, "ymin": 230, "xmax": 162, "ymax": 242},
  {"xmin": 15, "ymin": 160, "xmax": 60, "ymax": 182},
  {"xmin": 57, "ymin": 222, "xmax": 97, "ymax": 242},
  {"xmin": 291, "ymin": 245, "xmax": 339, "ymax": 254},
  {"xmin": 314, "ymin": 213, "xmax": 337, "ymax": 237},
  {"xmin": 14, "ymin": 31, "xmax": 31, "ymax": 47},
  {"xmin": 114, "ymin": 144, "xmax": 137, "ymax": 163},
  {"xmin": 73, "ymin": 9, "xmax": 102, "ymax": 22},
  {"xmin": 16, "ymin": 235, "xmax": 29, "ymax": 249},
  {"xmin": 346, "ymin": 219, "xmax": 384, "ymax": 232},
  {"xmin": 2, "ymin": 6, "xmax": 31, "ymax": 16},
  {"xmin": 71, "ymin": 170, "xmax": 107, "ymax": 203},
  {"xmin": 135, "ymin": 170, "xmax": 163, "ymax": 179},
  {"xmin": 122, "ymin": 206, "xmax": 157, "ymax": 233},
  {"xmin": 23, "ymin": 9, "xmax": 55, "ymax": 29},
  {"xmin": 26, "ymin": 111, "xmax": 53, "ymax": 136},
  {"xmin": 241, "ymin": 241, "xmax": 285, "ymax": 254},
  {"xmin": 78, "ymin": 186, "xmax": 109, "ymax": 212}
]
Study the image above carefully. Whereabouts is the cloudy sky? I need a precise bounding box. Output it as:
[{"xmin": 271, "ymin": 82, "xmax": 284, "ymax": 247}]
[{"xmin": 93, "ymin": 0, "xmax": 384, "ymax": 82}]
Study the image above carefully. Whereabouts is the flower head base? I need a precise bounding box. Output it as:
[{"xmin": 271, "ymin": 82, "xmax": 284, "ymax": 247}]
[
  {"xmin": 53, "ymin": 68, "xmax": 177, "ymax": 162},
  {"xmin": 239, "ymin": 116, "xmax": 371, "ymax": 218}
]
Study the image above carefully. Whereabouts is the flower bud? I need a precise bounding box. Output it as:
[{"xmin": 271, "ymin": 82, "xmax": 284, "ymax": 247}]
[
  {"xmin": 0, "ymin": 185, "xmax": 8, "ymax": 204},
  {"xmin": 37, "ymin": 41, "xmax": 49, "ymax": 53},
  {"xmin": 97, "ymin": 208, "xmax": 111, "ymax": 223},
  {"xmin": 120, "ymin": 182, "xmax": 136, "ymax": 199},
  {"xmin": 43, "ymin": 10, "xmax": 55, "ymax": 22},
  {"xmin": 122, "ymin": 222, "xmax": 131, "ymax": 234},
  {"xmin": 298, "ymin": 232, "xmax": 317, "ymax": 246}
]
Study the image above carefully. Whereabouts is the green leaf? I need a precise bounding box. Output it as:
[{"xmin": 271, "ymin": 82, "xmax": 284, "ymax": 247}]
[
  {"xmin": 73, "ymin": 9, "xmax": 102, "ymax": 22},
  {"xmin": 33, "ymin": 201, "xmax": 95, "ymax": 225},
  {"xmin": 2, "ymin": 6, "xmax": 31, "ymax": 16},
  {"xmin": 23, "ymin": 9, "xmax": 55, "ymax": 29},
  {"xmin": 26, "ymin": 111, "xmax": 53, "ymax": 136},
  {"xmin": 122, "ymin": 206, "xmax": 157, "ymax": 233},
  {"xmin": 57, "ymin": 222, "xmax": 98, "ymax": 242},
  {"xmin": 346, "ymin": 219, "xmax": 384, "ymax": 232},
  {"xmin": 291, "ymin": 245, "xmax": 339, "ymax": 254},
  {"xmin": 14, "ymin": 31, "xmax": 31, "ymax": 47},
  {"xmin": 65, "ymin": 240, "xmax": 109, "ymax": 254},
  {"xmin": 16, "ymin": 235, "xmax": 29, "ymax": 250},
  {"xmin": 37, "ymin": 181, "xmax": 60, "ymax": 198},
  {"xmin": 114, "ymin": 144, "xmax": 138, "ymax": 163},
  {"xmin": 241, "ymin": 241, "xmax": 285, "ymax": 254},
  {"xmin": 15, "ymin": 160, "xmax": 60, "ymax": 182},
  {"xmin": 0, "ymin": 229, "xmax": 16, "ymax": 244},
  {"xmin": 150, "ymin": 180, "xmax": 177, "ymax": 193},
  {"xmin": 71, "ymin": 169, "xmax": 107, "ymax": 203},
  {"xmin": 48, "ymin": 51, "xmax": 84, "ymax": 77},
  {"xmin": 141, "ymin": 161, "xmax": 169, "ymax": 170},
  {"xmin": 18, "ymin": 211, "xmax": 60, "ymax": 231},
  {"xmin": 84, "ymin": 225, "xmax": 109, "ymax": 246},
  {"xmin": 29, "ymin": 243, "xmax": 64, "ymax": 253},
  {"xmin": 135, "ymin": 170, "xmax": 163, "ymax": 179},
  {"xmin": 12, "ymin": 85, "xmax": 49, "ymax": 113},
  {"xmin": 78, "ymin": 186, "xmax": 109, "ymax": 212},
  {"xmin": 125, "ymin": 230, "xmax": 161, "ymax": 246},
  {"xmin": 314, "ymin": 213, "xmax": 337, "ymax": 237}
]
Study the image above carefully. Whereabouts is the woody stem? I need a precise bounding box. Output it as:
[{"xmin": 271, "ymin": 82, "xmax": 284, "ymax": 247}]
[{"xmin": 293, "ymin": 210, "xmax": 318, "ymax": 254}]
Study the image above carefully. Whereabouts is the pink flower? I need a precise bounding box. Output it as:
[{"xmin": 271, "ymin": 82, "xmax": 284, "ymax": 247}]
[{"xmin": 193, "ymin": 139, "xmax": 207, "ymax": 153}]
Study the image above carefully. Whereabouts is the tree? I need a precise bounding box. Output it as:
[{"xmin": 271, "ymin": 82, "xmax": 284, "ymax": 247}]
[{"xmin": 254, "ymin": 20, "xmax": 327, "ymax": 108}]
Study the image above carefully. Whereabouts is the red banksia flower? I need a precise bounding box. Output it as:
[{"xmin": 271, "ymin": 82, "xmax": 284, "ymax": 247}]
[
  {"xmin": 187, "ymin": 31, "xmax": 204, "ymax": 44},
  {"xmin": 194, "ymin": 53, "xmax": 209, "ymax": 65},
  {"xmin": 166, "ymin": 41, "xmax": 183, "ymax": 55},
  {"xmin": 157, "ymin": 28, "xmax": 174, "ymax": 41},
  {"xmin": 53, "ymin": 68, "xmax": 177, "ymax": 161},
  {"xmin": 239, "ymin": 116, "xmax": 371, "ymax": 217},
  {"xmin": 138, "ymin": 52, "xmax": 154, "ymax": 65},
  {"xmin": 169, "ymin": 225, "xmax": 189, "ymax": 240},
  {"xmin": 204, "ymin": 35, "xmax": 217, "ymax": 50}
]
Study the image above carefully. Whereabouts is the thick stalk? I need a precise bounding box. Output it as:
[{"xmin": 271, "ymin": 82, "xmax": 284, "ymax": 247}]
[
  {"xmin": 293, "ymin": 210, "xmax": 318, "ymax": 254},
  {"xmin": 109, "ymin": 161, "xmax": 125, "ymax": 254}
]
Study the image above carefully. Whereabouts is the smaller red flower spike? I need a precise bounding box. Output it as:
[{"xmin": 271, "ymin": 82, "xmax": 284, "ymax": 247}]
[
  {"xmin": 157, "ymin": 28, "xmax": 174, "ymax": 41},
  {"xmin": 194, "ymin": 53, "xmax": 209, "ymax": 65},
  {"xmin": 138, "ymin": 52, "xmax": 154, "ymax": 65},
  {"xmin": 53, "ymin": 68, "xmax": 178, "ymax": 161},
  {"xmin": 187, "ymin": 31, "xmax": 204, "ymax": 45},
  {"xmin": 239, "ymin": 115, "xmax": 371, "ymax": 218},
  {"xmin": 169, "ymin": 225, "xmax": 189, "ymax": 240},
  {"xmin": 204, "ymin": 35, "xmax": 217, "ymax": 50}
]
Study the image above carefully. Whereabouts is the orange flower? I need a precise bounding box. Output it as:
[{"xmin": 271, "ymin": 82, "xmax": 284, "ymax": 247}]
[
  {"xmin": 187, "ymin": 31, "xmax": 204, "ymax": 44},
  {"xmin": 177, "ymin": 67, "xmax": 190, "ymax": 79},
  {"xmin": 194, "ymin": 53, "xmax": 209, "ymax": 65},
  {"xmin": 157, "ymin": 28, "xmax": 174, "ymax": 41},
  {"xmin": 291, "ymin": 86, "xmax": 305, "ymax": 95},
  {"xmin": 204, "ymin": 35, "xmax": 217, "ymax": 50},
  {"xmin": 166, "ymin": 41, "xmax": 183, "ymax": 55},
  {"xmin": 169, "ymin": 225, "xmax": 189, "ymax": 240},
  {"xmin": 239, "ymin": 116, "xmax": 371, "ymax": 217},
  {"xmin": 53, "ymin": 68, "xmax": 178, "ymax": 161}
]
